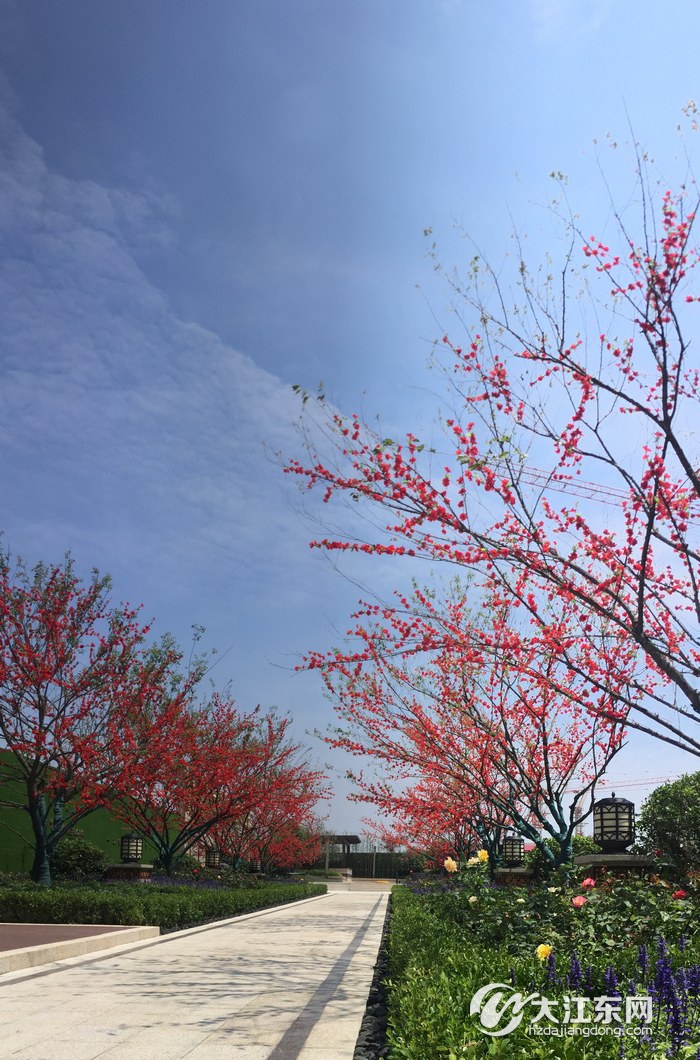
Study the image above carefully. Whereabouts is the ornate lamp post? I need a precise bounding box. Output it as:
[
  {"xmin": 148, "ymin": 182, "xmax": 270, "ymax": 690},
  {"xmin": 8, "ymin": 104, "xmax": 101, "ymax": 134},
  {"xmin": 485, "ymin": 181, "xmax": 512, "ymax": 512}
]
[
  {"xmin": 495, "ymin": 834, "xmax": 532, "ymax": 887},
  {"xmin": 503, "ymin": 834, "xmax": 525, "ymax": 867},
  {"xmin": 120, "ymin": 834, "xmax": 143, "ymax": 863},
  {"xmin": 593, "ymin": 793, "xmax": 635, "ymax": 853},
  {"xmin": 104, "ymin": 833, "xmax": 152, "ymax": 883},
  {"xmin": 575, "ymin": 792, "xmax": 653, "ymax": 880}
]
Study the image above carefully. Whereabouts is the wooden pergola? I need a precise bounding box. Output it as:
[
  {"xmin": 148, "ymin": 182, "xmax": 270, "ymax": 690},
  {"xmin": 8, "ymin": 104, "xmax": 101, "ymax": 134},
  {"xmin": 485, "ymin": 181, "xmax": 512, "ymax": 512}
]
[{"xmin": 322, "ymin": 833, "xmax": 361, "ymax": 870}]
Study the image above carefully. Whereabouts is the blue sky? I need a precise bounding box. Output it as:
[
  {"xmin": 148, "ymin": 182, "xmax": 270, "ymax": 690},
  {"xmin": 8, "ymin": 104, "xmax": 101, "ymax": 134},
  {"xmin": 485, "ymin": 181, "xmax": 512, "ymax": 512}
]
[{"xmin": 1, "ymin": 0, "xmax": 700, "ymax": 831}]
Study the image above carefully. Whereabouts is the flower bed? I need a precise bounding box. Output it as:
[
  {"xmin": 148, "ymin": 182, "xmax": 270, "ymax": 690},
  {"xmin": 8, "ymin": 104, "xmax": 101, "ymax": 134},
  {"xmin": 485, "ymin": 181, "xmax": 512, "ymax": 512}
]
[
  {"xmin": 0, "ymin": 881, "xmax": 326, "ymax": 934},
  {"xmin": 386, "ymin": 872, "xmax": 700, "ymax": 1058}
]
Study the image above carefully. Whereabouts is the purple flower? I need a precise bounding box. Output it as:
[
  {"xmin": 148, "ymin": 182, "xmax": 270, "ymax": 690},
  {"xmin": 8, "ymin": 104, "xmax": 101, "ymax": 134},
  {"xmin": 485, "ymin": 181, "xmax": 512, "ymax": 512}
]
[
  {"xmin": 584, "ymin": 965, "xmax": 595, "ymax": 996},
  {"xmin": 568, "ymin": 951, "xmax": 583, "ymax": 992},
  {"xmin": 604, "ymin": 965, "xmax": 620, "ymax": 998},
  {"xmin": 655, "ymin": 950, "xmax": 686, "ymax": 1052},
  {"xmin": 686, "ymin": 965, "xmax": 700, "ymax": 995}
]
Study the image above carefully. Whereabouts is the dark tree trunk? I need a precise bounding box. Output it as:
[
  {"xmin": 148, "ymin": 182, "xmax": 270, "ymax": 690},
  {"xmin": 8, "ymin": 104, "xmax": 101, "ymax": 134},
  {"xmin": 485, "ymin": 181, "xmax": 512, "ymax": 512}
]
[
  {"xmin": 28, "ymin": 795, "xmax": 52, "ymax": 887},
  {"xmin": 159, "ymin": 848, "xmax": 175, "ymax": 876}
]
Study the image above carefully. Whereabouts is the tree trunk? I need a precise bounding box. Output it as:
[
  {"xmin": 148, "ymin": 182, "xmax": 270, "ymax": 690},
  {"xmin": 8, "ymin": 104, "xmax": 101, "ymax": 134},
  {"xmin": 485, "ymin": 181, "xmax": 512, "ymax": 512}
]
[
  {"xmin": 27, "ymin": 795, "xmax": 52, "ymax": 887},
  {"xmin": 555, "ymin": 836, "xmax": 574, "ymax": 867},
  {"xmin": 160, "ymin": 848, "xmax": 175, "ymax": 876}
]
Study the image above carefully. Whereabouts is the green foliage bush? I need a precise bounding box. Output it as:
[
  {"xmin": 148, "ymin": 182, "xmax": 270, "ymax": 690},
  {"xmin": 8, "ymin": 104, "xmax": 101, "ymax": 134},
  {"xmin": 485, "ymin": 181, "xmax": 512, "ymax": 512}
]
[
  {"xmin": 637, "ymin": 772, "xmax": 700, "ymax": 875},
  {"xmin": 524, "ymin": 833, "xmax": 601, "ymax": 881},
  {"xmin": 387, "ymin": 881, "xmax": 700, "ymax": 1058},
  {"xmin": 216, "ymin": 866, "xmax": 265, "ymax": 887},
  {"xmin": 0, "ymin": 870, "xmax": 26, "ymax": 888},
  {"xmin": 50, "ymin": 831, "xmax": 109, "ymax": 882},
  {"xmin": 0, "ymin": 881, "xmax": 326, "ymax": 933},
  {"xmin": 404, "ymin": 871, "xmax": 696, "ymax": 961},
  {"xmin": 152, "ymin": 853, "xmax": 203, "ymax": 878}
]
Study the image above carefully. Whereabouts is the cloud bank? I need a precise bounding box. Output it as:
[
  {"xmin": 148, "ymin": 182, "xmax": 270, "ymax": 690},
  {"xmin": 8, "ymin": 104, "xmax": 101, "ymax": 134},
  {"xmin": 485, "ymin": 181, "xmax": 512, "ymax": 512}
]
[{"xmin": 0, "ymin": 75, "xmax": 310, "ymax": 597}]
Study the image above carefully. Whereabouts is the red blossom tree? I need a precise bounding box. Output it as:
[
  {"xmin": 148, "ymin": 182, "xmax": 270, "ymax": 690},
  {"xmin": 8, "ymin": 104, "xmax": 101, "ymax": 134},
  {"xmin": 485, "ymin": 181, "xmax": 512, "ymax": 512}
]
[
  {"xmin": 0, "ymin": 555, "xmax": 173, "ymax": 885},
  {"xmin": 359, "ymin": 776, "xmax": 510, "ymax": 869},
  {"xmin": 109, "ymin": 700, "xmax": 310, "ymax": 876},
  {"xmin": 208, "ymin": 732, "xmax": 329, "ymax": 872},
  {"xmin": 286, "ymin": 177, "xmax": 700, "ymax": 758},
  {"xmin": 306, "ymin": 583, "xmax": 629, "ymax": 868}
]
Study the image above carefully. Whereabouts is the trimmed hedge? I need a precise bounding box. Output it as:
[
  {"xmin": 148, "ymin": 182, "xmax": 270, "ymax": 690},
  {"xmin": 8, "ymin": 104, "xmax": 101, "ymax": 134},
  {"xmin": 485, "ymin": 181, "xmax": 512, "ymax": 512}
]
[{"xmin": 0, "ymin": 881, "xmax": 326, "ymax": 933}]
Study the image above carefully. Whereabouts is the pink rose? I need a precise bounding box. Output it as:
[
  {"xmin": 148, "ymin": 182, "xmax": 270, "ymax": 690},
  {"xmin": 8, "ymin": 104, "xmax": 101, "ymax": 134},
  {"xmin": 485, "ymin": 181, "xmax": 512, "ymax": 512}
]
[
  {"xmin": 572, "ymin": 895, "xmax": 587, "ymax": 909},
  {"xmin": 672, "ymin": 889, "xmax": 688, "ymax": 900},
  {"xmin": 581, "ymin": 877, "xmax": 596, "ymax": 889}
]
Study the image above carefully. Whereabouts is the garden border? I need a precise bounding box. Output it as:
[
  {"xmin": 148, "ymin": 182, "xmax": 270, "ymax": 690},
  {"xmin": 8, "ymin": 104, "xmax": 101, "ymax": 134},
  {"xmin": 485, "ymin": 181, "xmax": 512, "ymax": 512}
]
[{"xmin": 354, "ymin": 889, "xmax": 392, "ymax": 1060}]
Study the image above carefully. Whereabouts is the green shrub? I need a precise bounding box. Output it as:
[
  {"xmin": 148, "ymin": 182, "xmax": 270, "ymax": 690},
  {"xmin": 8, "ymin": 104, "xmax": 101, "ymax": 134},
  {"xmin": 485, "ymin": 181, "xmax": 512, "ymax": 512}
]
[
  {"xmin": 524, "ymin": 833, "xmax": 601, "ymax": 881},
  {"xmin": 0, "ymin": 881, "xmax": 326, "ymax": 932},
  {"xmin": 387, "ymin": 883, "xmax": 700, "ymax": 1058},
  {"xmin": 0, "ymin": 870, "xmax": 31, "ymax": 888},
  {"xmin": 50, "ymin": 831, "xmax": 109, "ymax": 882},
  {"xmin": 637, "ymin": 772, "xmax": 700, "ymax": 875},
  {"xmin": 216, "ymin": 866, "xmax": 264, "ymax": 887},
  {"xmin": 152, "ymin": 853, "xmax": 203, "ymax": 878}
]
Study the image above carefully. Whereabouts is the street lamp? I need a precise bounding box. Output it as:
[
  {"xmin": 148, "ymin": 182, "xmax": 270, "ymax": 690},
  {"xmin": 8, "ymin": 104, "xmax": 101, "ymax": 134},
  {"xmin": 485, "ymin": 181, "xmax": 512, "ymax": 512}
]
[
  {"xmin": 120, "ymin": 834, "xmax": 143, "ymax": 863},
  {"xmin": 205, "ymin": 849, "xmax": 221, "ymax": 869},
  {"xmin": 593, "ymin": 793, "xmax": 635, "ymax": 853},
  {"xmin": 503, "ymin": 834, "xmax": 525, "ymax": 867}
]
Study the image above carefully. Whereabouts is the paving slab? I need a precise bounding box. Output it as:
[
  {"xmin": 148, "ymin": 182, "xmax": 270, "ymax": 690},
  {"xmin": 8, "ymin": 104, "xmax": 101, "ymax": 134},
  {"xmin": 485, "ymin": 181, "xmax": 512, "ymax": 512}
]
[{"xmin": 0, "ymin": 891, "xmax": 388, "ymax": 1059}]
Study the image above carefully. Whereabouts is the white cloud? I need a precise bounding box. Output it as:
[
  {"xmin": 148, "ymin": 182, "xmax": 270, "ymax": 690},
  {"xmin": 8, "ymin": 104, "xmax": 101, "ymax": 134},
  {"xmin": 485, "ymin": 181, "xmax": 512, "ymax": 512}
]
[
  {"xmin": 0, "ymin": 73, "xmax": 433, "ymax": 830},
  {"xmin": 0, "ymin": 75, "xmax": 314, "ymax": 594}
]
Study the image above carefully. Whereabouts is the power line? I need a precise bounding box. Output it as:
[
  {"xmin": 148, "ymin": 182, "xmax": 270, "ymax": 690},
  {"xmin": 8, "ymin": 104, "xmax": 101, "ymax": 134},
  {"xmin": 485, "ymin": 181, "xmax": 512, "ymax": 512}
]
[{"xmin": 492, "ymin": 462, "xmax": 698, "ymax": 520}]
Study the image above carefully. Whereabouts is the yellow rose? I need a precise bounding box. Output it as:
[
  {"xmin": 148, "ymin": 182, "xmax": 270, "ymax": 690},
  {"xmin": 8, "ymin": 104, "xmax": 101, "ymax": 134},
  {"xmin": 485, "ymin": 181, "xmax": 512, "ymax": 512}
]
[
  {"xmin": 467, "ymin": 856, "xmax": 479, "ymax": 867},
  {"xmin": 468, "ymin": 895, "xmax": 478, "ymax": 904},
  {"xmin": 477, "ymin": 849, "xmax": 489, "ymax": 863},
  {"xmin": 444, "ymin": 857, "xmax": 458, "ymax": 873},
  {"xmin": 536, "ymin": 944, "xmax": 553, "ymax": 961}
]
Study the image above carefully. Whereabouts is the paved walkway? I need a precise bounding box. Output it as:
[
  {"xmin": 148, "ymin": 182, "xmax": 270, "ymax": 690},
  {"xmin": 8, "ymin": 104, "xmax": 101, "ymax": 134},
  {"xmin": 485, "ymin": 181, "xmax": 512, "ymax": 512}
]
[{"xmin": 0, "ymin": 890, "xmax": 389, "ymax": 1060}]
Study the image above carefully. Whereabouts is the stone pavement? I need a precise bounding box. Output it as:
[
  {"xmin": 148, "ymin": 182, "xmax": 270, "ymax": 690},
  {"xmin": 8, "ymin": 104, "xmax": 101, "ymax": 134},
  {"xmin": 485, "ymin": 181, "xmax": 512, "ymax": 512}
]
[{"xmin": 0, "ymin": 889, "xmax": 389, "ymax": 1060}]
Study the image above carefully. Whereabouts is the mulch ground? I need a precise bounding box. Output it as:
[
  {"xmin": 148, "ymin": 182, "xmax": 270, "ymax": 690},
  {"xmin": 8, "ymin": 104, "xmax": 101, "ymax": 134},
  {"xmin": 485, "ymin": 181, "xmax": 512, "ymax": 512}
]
[{"xmin": 0, "ymin": 923, "xmax": 134, "ymax": 952}]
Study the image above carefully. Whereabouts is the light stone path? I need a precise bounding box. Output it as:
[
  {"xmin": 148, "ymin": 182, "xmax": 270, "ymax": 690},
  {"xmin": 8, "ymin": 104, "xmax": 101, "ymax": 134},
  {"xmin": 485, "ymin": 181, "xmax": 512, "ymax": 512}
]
[{"xmin": 0, "ymin": 890, "xmax": 389, "ymax": 1060}]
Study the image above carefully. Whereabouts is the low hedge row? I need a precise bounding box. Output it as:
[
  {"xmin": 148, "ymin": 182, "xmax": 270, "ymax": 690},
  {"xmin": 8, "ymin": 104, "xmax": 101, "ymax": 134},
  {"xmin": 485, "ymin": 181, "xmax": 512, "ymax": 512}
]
[{"xmin": 0, "ymin": 881, "xmax": 326, "ymax": 933}]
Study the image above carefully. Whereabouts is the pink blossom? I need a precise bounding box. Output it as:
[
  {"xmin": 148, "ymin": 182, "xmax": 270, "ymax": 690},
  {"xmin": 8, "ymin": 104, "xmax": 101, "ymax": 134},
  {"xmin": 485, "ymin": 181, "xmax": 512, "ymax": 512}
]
[
  {"xmin": 581, "ymin": 877, "xmax": 596, "ymax": 889},
  {"xmin": 572, "ymin": 895, "xmax": 587, "ymax": 909}
]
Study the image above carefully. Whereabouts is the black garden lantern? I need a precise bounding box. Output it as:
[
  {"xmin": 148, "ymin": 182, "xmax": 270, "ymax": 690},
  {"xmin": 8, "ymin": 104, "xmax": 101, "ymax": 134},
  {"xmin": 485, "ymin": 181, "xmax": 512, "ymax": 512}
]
[
  {"xmin": 503, "ymin": 834, "xmax": 525, "ymax": 867},
  {"xmin": 120, "ymin": 833, "xmax": 143, "ymax": 863},
  {"xmin": 205, "ymin": 849, "xmax": 221, "ymax": 870},
  {"xmin": 593, "ymin": 793, "xmax": 635, "ymax": 854}
]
